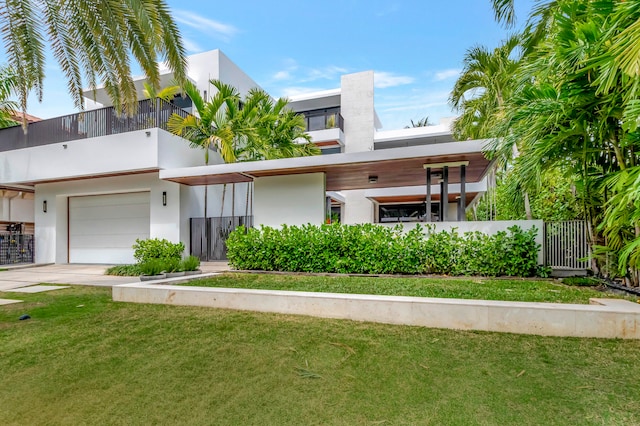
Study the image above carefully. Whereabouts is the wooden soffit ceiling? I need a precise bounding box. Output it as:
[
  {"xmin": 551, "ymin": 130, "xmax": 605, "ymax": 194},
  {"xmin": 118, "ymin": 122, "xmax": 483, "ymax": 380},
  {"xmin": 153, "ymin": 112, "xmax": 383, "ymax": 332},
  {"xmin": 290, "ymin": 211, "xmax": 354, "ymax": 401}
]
[{"xmin": 165, "ymin": 152, "xmax": 491, "ymax": 192}]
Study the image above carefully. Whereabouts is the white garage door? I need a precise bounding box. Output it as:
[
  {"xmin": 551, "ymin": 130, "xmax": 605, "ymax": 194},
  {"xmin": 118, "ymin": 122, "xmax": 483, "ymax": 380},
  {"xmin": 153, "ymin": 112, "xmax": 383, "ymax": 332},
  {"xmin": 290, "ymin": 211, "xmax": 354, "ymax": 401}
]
[{"xmin": 69, "ymin": 192, "xmax": 150, "ymax": 264}]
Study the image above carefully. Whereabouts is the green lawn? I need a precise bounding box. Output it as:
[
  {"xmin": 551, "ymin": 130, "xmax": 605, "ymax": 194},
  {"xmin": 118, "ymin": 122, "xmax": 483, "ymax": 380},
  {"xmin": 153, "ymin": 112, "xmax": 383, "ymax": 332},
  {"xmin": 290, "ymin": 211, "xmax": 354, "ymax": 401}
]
[
  {"xmin": 180, "ymin": 273, "xmax": 629, "ymax": 304},
  {"xmin": 1, "ymin": 286, "xmax": 639, "ymax": 425}
]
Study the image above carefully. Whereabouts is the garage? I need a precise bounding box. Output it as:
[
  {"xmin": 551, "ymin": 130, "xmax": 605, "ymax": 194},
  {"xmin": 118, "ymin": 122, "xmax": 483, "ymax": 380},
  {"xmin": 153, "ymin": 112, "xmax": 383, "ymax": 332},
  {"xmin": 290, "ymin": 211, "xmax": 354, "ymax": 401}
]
[{"xmin": 68, "ymin": 192, "xmax": 150, "ymax": 264}]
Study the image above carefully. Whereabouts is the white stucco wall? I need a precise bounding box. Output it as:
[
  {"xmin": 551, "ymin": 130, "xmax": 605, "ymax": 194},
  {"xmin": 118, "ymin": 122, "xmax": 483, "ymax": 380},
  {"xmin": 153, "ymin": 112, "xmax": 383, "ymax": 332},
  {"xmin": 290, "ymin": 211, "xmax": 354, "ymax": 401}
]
[
  {"xmin": 341, "ymin": 71, "xmax": 375, "ymax": 153},
  {"xmin": 253, "ymin": 173, "xmax": 325, "ymax": 228},
  {"xmin": 9, "ymin": 198, "xmax": 34, "ymax": 222},
  {"xmin": 342, "ymin": 189, "xmax": 374, "ymax": 224},
  {"xmin": 186, "ymin": 50, "xmax": 261, "ymax": 101},
  {"xmin": 0, "ymin": 196, "xmax": 34, "ymax": 222},
  {"xmin": 34, "ymin": 173, "xmax": 186, "ymax": 264},
  {"xmin": 0, "ymin": 129, "xmax": 203, "ymax": 185}
]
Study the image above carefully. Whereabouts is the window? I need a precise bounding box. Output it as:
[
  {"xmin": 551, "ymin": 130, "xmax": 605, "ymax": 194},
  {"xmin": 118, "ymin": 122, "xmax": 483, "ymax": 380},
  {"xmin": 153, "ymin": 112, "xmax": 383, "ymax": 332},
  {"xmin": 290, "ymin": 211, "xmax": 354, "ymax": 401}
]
[
  {"xmin": 170, "ymin": 94, "xmax": 193, "ymax": 113},
  {"xmin": 321, "ymin": 147, "xmax": 342, "ymax": 155},
  {"xmin": 378, "ymin": 203, "xmax": 440, "ymax": 223},
  {"xmin": 299, "ymin": 107, "xmax": 341, "ymax": 131}
]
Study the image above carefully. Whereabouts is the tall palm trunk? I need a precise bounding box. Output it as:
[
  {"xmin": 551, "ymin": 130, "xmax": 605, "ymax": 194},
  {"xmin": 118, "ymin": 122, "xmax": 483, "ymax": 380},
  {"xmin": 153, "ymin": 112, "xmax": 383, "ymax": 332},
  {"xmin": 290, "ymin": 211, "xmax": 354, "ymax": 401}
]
[
  {"xmin": 231, "ymin": 183, "xmax": 235, "ymax": 218},
  {"xmin": 245, "ymin": 182, "xmax": 250, "ymax": 219},
  {"xmin": 512, "ymin": 144, "xmax": 533, "ymax": 220},
  {"xmin": 220, "ymin": 184, "xmax": 227, "ymax": 218}
]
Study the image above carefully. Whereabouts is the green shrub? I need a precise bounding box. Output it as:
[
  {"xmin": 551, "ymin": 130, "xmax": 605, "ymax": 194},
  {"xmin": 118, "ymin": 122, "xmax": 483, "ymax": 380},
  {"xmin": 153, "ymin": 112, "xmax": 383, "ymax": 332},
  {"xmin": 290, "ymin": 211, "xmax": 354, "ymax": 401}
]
[
  {"xmin": 181, "ymin": 255, "xmax": 201, "ymax": 272},
  {"xmin": 105, "ymin": 264, "xmax": 142, "ymax": 276},
  {"xmin": 226, "ymin": 223, "xmax": 541, "ymax": 277},
  {"xmin": 132, "ymin": 238, "xmax": 185, "ymax": 264},
  {"xmin": 164, "ymin": 258, "xmax": 181, "ymax": 273},
  {"xmin": 139, "ymin": 259, "xmax": 166, "ymax": 276}
]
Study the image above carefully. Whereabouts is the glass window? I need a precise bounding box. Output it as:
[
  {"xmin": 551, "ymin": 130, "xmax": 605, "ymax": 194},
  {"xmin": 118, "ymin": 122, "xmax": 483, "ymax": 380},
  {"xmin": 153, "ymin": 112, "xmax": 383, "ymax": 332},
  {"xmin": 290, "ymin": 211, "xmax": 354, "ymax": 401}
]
[
  {"xmin": 321, "ymin": 147, "xmax": 342, "ymax": 155},
  {"xmin": 171, "ymin": 94, "xmax": 192, "ymax": 112},
  {"xmin": 308, "ymin": 115, "xmax": 325, "ymax": 131},
  {"xmin": 378, "ymin": 203, "xmax": 440, "ymax": 223}
]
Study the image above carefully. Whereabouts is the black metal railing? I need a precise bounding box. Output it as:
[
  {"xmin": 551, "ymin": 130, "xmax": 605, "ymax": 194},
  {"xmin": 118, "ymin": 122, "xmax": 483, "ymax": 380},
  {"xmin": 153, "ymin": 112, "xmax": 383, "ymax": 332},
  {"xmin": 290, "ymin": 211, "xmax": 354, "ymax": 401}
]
[
  {"xmin": 301, "ymin": 112, "xmax": 344, "ymax": 132},
  {"xmin": 0, "ymin": 233, "xmax": 34, "ymax": 265},
  {"xmin": 0, "ymin": 99, "xmax": 190, "ymax": 152}
]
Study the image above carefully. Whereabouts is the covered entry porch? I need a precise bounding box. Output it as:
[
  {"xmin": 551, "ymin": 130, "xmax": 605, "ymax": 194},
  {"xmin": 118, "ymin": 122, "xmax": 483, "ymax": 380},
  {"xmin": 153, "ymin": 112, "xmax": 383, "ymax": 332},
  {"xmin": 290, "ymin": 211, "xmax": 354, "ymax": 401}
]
[{"xmin": 161, "ymin": 140, "xmax": 493, "ymax": 231}]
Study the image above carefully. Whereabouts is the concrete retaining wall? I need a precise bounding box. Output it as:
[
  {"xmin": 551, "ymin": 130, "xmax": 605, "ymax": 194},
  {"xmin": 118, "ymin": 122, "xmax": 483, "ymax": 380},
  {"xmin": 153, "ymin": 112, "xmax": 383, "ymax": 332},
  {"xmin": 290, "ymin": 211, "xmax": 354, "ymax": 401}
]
[{"xmin": 113, "ymin": 282, "xmax": 640, "ymax": 339}]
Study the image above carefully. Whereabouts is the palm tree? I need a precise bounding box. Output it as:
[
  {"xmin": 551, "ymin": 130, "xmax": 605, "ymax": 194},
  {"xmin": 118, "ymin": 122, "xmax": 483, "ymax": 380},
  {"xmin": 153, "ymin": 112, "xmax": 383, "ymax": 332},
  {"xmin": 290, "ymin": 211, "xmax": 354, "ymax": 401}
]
[
  {"xmin": 245, "ymin": 89, "xmax": 318, "ymax": 161},
  {"xmin": 484, "ymin": 0, "xmax": 640, "ymax": 284},
  {"xmin": 404, "ymin": 116, "xmax": 432, "ymax": 128},
  {"xmin": 142, "ymin": 82, "xmax": 181, "ymax": 103},
  {"xmin": 167, "ymin": 79, "xmax": 241, "ymax": 225},
  {"xmin": 449, "ymin": 35, "xmax": 521, "ymax": 140},
  {"xmin": 449, "ymin": 35, "xmax": 535, "ymax": 219},
  {"xmin": 0, "ymin": 65, "xmax": 18, "ymax": 128},
  {"xmin": 0, "ymin": 0, "xmax": 186, "ymax": 119},
  {"xmin": 167, "ymin": 81, "xmax": 320, "ymax": 258}
]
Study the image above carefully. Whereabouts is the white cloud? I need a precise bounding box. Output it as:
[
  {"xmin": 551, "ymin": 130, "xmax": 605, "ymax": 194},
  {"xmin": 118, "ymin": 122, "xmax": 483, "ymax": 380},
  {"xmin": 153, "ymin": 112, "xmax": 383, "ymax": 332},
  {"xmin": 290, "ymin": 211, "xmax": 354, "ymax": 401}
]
[
  {"xmin": 182, "ymin": 37, "xmax": 203, "ymax": 54},
  {"xmin": 267, "ymin": 62, "xmax": 348, "ymax": 87},
  {"xmin": 172, "ymin": 10, "xmax": 238, "ymax": 41},
  {"xmin": 278, "ymin": 86, "xmax": 327, "ymax": 97},
  {"xmin": 303, "ymin": 65, "xmax": 349, "ymax": 82},
  {"xmin": 376, "ymin": 89, "xmax": 451, "ymax": 112},
  {"xmin": 374, "ymin": 71, "xmax": 415, "ymax": 88},
  {"xmin": 374, "ymin": 88, "xmax": 456, "ymax": 129},
  {"xmin": 273, "ymin": 70, "xmax": 291, "ymax": 80},
  {"xmin": 271, "ymin": 59, "xmax": 299, "ymax": 81},
  {"xmin": 433, "ymin": 68, "xmax": 461, "ymax": 81}
]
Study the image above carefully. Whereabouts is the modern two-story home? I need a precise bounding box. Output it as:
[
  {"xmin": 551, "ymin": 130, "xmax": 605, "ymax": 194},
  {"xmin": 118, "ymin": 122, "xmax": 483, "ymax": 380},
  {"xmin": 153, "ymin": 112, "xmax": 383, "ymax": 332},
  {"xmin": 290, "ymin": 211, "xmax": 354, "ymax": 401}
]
[{"xmin": 0, "ymin": 49, "xmax": 494, "ymax": 265}]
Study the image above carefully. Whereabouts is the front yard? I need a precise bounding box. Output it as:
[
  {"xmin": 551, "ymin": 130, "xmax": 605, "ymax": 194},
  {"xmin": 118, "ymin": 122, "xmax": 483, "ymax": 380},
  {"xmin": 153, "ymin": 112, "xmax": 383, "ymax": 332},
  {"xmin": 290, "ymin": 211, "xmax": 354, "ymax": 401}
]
[{"xmin": 1, "ymin": 285, "xmax": 639, "ymax": 425}]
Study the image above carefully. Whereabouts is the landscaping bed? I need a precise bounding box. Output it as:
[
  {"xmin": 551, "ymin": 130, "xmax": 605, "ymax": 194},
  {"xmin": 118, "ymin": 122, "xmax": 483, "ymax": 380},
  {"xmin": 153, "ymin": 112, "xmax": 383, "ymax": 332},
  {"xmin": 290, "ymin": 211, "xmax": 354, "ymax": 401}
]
[
  {"xmin": 1, "ymin": 286, "xmax": 639, "ymax": 425},
  {"xmin": 176, "ymin": 273, "xmax": 630, "ymax": 304}
]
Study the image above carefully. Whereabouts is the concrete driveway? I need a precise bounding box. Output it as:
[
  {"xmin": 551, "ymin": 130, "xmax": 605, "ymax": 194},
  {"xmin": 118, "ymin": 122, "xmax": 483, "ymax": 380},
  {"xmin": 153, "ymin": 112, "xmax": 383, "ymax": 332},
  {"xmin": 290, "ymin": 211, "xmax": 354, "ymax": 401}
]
[
  {"xmin": 0, "ymin": 262, "xmax": 231, "ymax": 292},
  {"xmin": 0, "ymin": 264, "xmax": 136, "ymax": 291}
]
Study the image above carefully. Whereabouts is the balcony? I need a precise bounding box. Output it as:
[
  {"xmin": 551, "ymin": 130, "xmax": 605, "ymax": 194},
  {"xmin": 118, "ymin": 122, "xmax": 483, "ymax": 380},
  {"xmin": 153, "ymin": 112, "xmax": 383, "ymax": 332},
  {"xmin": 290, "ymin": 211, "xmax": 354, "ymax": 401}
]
[
  {"xmin": 301, "ymin": 111, "xmax": 344, "ymax": 132},
  {"xmin": 301, "ymin": 112, "xmax": 345, "ymax": 148},
  {"xmin": 0, "ymin": 99, "xmax": 189, "ymax": 152}
]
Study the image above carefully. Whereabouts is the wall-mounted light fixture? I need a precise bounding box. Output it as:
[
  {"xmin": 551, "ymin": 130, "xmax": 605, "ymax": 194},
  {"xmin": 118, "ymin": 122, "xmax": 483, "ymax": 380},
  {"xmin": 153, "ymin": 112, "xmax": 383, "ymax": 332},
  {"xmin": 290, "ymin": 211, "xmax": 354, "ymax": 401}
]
[
  {"xmin": 162, "ymin": 191, "xmax": 167, "ymax": 206},
  {"xmin": 145, "ymin": 131, "xmax": 151, "ymax": 137},
  {"xmin": 62, "ymin": 144, "xmax": 68, "ymax": 149},
  {"xmin": 43, "ymin": 200, "xmax": 47, "ymax": 213},
  {"xmin": 368, "ymin": 175, "xmax": 378, "ymax": 184}
]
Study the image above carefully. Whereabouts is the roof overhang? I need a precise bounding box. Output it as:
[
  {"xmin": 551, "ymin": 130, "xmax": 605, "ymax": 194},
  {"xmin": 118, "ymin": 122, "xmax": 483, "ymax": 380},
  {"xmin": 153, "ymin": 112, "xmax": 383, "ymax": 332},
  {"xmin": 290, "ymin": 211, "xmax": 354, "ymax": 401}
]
[
  {"xmin": 161, "ymin": 140, "xmax": 492, "ymax": 192},
  {"xmin": 83, "ymin": 74, "xmax": 196, "ymax": 107},
  {"xmin": 287, "ymin": 89, "xmax": 341, "ymax": 112},
  {"xmin": 365, "ymin": 180, "xmax": 488, "ymax": 207}
]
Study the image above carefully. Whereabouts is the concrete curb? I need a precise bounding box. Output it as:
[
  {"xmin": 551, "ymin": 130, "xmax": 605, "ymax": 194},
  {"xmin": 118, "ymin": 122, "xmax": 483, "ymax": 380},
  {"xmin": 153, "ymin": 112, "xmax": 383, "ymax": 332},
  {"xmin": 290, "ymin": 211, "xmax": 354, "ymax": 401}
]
[{"xmin": 113, "ymin": 281, "xmax": 640, "ymax": 339}]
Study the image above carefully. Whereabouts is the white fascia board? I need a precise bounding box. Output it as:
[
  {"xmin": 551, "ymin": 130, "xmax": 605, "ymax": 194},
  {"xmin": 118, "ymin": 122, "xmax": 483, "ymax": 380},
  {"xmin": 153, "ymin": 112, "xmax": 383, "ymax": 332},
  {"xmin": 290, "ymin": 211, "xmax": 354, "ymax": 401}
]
[
  {"xmin": 83, "ymin": 73, "xmax": 196, "ymax": 107},
  {"xmin": 374, "ymin": 126, "xmax": 454, "ymax": 143},
  {"xmin": 326, "ymin": 191, "xmax": 346, "ymax": 203},
  {"xmin": 160, "ymin": 140, "xmax": 488, "ymax": 181},
  {"xmin": 288, "ymin": 88, "xmax": 341, "ymax": 102},
  {"xmin": 364, "ymin": 178, "xmax": 488, "ymax": 199}
]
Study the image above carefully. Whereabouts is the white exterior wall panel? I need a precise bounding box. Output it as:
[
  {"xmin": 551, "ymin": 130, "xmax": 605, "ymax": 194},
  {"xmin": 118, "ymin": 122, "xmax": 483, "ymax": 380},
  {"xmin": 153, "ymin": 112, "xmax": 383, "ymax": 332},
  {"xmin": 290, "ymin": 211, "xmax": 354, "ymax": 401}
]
[{"xmin": 253, "ymin": 173, "xmax": 325, "ymax": 228}]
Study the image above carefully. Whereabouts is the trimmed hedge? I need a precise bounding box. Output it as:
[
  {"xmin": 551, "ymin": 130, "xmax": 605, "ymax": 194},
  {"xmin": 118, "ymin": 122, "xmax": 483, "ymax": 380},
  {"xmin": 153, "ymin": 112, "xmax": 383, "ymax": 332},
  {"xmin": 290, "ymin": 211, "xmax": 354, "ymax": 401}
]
[
  {"xmin": 132, "ymin": 238, "xmax": 185, "ymax": 264},
  {"xmin": 226, "ymin": 223, "xmax": 541, "ymax": 277}
]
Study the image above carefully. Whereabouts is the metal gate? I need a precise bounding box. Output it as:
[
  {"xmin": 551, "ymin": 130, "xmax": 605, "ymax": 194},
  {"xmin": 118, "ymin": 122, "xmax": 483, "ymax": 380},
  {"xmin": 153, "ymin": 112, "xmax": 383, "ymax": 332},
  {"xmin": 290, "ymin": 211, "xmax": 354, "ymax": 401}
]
[
  {"xmin": 544, "ymin": 221, "xmax": 590, "ymax": 270},
  {"xmin": 190, "ymin": 216, "xmax": 253, "ymax": 261},
  {"xmin": 0, "ymin": 233, "xmax": 34, "ymax": 265}
]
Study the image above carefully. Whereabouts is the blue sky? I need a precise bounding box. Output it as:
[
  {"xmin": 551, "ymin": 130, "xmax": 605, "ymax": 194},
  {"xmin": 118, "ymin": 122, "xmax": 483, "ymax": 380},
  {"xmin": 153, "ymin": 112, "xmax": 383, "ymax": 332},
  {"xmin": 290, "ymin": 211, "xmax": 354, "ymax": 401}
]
[{"xmin": 12, "ymin": 0, "xmax": 534, "ymax": 130}]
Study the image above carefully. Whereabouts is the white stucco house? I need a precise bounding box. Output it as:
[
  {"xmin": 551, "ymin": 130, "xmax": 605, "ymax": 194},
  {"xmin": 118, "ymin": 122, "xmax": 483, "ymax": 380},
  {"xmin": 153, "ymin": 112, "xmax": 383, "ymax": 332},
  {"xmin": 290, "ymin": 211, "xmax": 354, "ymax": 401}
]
[{"xmin": 0, "ymin": 49, "xmax": 496, "ymax": 265}]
